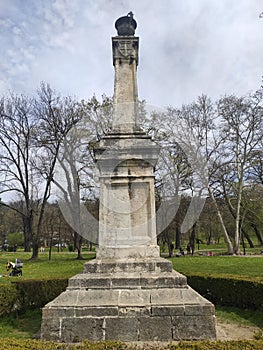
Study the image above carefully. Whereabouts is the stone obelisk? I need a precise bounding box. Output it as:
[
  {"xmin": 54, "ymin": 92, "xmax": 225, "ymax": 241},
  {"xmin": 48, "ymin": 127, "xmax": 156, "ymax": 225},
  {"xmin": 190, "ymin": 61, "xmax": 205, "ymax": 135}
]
[{"xmin": 41, "ymin": 13, "xmax": 217, "ymax": 342}]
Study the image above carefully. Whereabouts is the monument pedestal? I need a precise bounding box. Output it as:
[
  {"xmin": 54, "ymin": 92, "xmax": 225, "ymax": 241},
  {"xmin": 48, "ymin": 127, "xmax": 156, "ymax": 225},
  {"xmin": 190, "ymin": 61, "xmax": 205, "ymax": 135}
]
[{"xmin": 41, "ymin": 257, "xmax": 216, "ymax": 342}]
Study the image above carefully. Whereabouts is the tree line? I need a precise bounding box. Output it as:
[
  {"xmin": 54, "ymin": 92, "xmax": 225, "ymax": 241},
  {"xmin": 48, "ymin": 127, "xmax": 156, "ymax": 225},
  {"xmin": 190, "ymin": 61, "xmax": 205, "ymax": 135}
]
[{"xmin": 0, "ymin": 83, "xmax": 262, "ymax": 258}]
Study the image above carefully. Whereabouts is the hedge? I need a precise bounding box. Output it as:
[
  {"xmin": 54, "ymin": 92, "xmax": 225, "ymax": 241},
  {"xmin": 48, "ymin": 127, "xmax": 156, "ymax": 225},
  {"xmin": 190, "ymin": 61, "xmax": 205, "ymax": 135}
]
[
  {"xmin": 0, "ymin": 339, "xmax": 262, "ymax": 350},
  {"xmin": 186, "ymin": 274, "xmax": 263, "ymax": 310},
  {"xmin": 0, "ymin": 338, "xmax": 263, "ymax": 350},
  {"xmin": 0, "ymin": 278, "xmax": 68, "ymax": 316},
  {"xmin": 0, "ymin": 283, "xmax": 18, "ymax": 316},
  {"xmin": 11, "ymin": 278, "xmax": 68, "ymax": 311},
  {"xmin": 0, "ymin": 274, "xmax": 262, "ymax": 316}
]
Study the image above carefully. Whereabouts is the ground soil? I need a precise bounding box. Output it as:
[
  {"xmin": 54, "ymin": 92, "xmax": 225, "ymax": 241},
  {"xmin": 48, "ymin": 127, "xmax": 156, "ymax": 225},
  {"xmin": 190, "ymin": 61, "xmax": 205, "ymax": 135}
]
[{"xmin": 216, "ymin": 320, "xmax": 260, "ymax": 340}]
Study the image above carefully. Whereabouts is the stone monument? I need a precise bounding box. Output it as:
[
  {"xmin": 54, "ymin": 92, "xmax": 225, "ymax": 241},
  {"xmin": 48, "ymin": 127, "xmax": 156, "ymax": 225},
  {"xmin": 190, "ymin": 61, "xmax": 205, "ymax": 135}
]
[{"xmin": 41, "ymin": 13, "xmax": 217, "ymax": 342}]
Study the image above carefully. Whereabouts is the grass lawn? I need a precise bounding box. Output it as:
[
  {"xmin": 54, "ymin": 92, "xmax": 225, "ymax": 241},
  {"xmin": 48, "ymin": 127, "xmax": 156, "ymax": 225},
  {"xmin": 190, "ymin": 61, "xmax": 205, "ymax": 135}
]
[
  {"xmin": 216, "ymin": 306, "xmax": 263, "ymax": 329},
  {"xmin": 169, "ymin": 255, "xmax": 263, "ymax": 280},
  {"xmin": 0, "ymin": 309, "xmax": 42, "ymax": 339},
  {"xmin": 1, "ymin": 250, "xmax": 262, "ymax": 282},
  {"xmin": 0, "ymin": 251, "xmax": 95, "ymax": 283}
]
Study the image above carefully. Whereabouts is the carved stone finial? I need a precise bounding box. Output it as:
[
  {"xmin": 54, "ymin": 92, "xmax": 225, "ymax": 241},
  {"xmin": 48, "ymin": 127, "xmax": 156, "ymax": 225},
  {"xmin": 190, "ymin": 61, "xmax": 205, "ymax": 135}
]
[{"xmin": 115, "ymin": 12, "xmax": 137, "ymax": 36}]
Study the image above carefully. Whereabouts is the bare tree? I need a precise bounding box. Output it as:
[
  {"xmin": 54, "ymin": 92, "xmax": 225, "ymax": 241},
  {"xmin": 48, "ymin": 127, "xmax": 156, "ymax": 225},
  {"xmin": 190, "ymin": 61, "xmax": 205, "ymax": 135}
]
[
  {"xmin": 53, "ymin": 95, "xmax": 112, "ymax": 259},
  {"xmin": 217, "ymin": 90, "xmax": 263, "ymax": 254},
  {"xmin": 161, "ymin": 96, "xmax": 234, "ymax": 254},
  {"xmin": 0, "ymin": 94, "xmax": 36, "ymax": 251},
  {"xmin": 0, "ymin": 84, "xmax": 81, "ymax": 259},
  {"xmin": 30, "ymin": 83, "xmax": 82, "ymax": 259}
]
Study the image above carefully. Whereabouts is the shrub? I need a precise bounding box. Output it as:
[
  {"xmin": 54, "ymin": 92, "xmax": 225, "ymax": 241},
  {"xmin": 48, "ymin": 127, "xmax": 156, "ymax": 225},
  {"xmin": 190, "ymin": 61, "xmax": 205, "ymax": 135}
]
[
  {"xmin": 169, "ymin": 340, "xmax": 263, "ymax": 349},
  {"xmin": 11, "ymin": 278, "xmax": 68, "ymax": 311},
  {"xmin": 0, "ymin": 339, "xmax": 262, "ymax": 350},
  {"xmin": 6, "ymin": 232, "xmax": 24, "ymax": 248},
  {"xmin": 0, "ymin": 283, "xmax": 18, "ymax": 316},
  {"xmin": 68, "ymin": 244, "xmax": 74, "ymax": 252},
  {"xmin": 187, "ymin": 274, "xmax": 263, "ymax": 310}
]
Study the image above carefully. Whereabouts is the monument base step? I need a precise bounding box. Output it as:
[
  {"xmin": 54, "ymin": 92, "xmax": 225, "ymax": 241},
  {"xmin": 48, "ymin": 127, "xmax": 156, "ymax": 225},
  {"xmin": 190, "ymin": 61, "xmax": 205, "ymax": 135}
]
[{"xmin": 41, "ymin": 258, "xmax": 217, "ymax": 342}]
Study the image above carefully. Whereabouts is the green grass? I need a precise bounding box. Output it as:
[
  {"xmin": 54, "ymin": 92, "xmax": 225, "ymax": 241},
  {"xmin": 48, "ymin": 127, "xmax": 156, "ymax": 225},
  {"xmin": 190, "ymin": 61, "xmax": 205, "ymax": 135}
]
[
  {"xmin": 0, "ymin": 251, "xmax": 95, "ymax": 284},
  {"xmin": 0, "ymin": 309, "xmax": 42, "ymax": 339},
  {"xmin": 1, "ymin": 251, "xmax": 262, "ymax": 283},
  {"xmin": 216, "ymin": 306, "xmax": 263, "ymax": 328},
  {"xmin": 161, "ymin": 240, "xmax": 263, "ymax": 256},
  {"xmin": 169, "ymin": 256, "xmax": 263, "ymax": 280},
  {"xmin": 193, "ymin": 242, "xmax": 263, "ymax": 255}
]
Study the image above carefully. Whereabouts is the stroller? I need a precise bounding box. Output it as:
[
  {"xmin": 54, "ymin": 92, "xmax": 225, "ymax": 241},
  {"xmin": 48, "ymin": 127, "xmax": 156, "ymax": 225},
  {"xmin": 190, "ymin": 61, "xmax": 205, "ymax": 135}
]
[{"xmin": 6, "ymin": 259, "xmax": 23, "ymax": 276}]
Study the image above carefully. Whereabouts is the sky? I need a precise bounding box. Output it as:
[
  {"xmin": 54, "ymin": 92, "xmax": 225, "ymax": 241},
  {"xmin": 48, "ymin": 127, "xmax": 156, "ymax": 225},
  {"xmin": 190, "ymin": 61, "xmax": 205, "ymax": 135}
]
[{"xmin": 0, "ymin": 0, "xmax": 263, "ymax": 108}]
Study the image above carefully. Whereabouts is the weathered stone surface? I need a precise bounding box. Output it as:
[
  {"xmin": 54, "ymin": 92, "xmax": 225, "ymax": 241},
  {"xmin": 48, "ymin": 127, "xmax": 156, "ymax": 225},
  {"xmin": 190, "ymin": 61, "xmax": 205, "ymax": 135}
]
[
  {"xmin": 41, "ymin": 258, "xmax": 217, "ymax": 341},
  {"xmin": 105, "ymin": 317, "xmax": 139, "ymax": 341},
  {"xmin": 151, "ymin": 306, "xmax": 185, "ymax": 316},
  {"xmin": 118, "ymin": 306, "xmax": 151, "ymax": 317},
  {"xmin": 41, "ymin": 316, "xmax": 60, "ymax": 341},
  {"xmin": 61, "ymin": 318, "xmax": 104, "ymax": 343},
  {"xmin": 68, "ymin": 268, "xmax": 187, "ymax": 290},
  {"xmin": 139, "ymin": 316, "xmax": 173, "ymax": 341},
  {"xmin": 172, "ymin": 315, "xmax": 217, "ymax": 340},
  {"xmin": 83, "ymin": 258, "xmax": 173, "ymax": 273},
  {"xmin": 112, "ymin": 35, "xmax": 139, "ymax": 134}
]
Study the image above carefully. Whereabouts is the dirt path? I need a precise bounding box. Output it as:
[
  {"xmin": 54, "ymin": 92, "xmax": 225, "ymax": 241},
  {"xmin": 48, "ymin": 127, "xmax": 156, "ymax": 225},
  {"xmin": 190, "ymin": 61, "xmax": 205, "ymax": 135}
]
[{"xmin": 216, "ymin": 321, "xmax": 260, "ymax": 340}]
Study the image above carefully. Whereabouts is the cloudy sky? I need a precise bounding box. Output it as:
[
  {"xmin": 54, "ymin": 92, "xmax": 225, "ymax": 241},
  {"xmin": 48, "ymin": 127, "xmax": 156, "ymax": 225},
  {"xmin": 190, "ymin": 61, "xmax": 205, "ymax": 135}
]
[{"xmin": 0, "ymin": 0, "xmax": 262, "ymax": 108}]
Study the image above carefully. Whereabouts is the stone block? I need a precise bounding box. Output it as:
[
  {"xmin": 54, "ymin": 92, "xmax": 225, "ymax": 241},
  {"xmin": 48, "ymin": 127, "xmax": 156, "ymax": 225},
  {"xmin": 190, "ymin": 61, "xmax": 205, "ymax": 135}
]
[
  {"xmin": 140, "ymin": 272, "xmax": 187, "ymax": 289},
  {"xmin": 40, "ymin": 317, "xmax": 60, "ymax": 341},
  {"xmin": 118, "ymin": 306, "xmax": 151, "ymax": 316},
  {"xmin": 74, "ymin": 306, "xmax": 118, "ymax": 317},
  {"xmin": 151, "ymin": 305, "xmax": 185, "ymax": 316},
  {"xmin": 83, "ymin": 257, "xmax": 173, "ymax": 274},
  {"xmin": 172, "ymin": 315, "xmax": 216, "ymax": 340},
  {"xmin": 105, "ymin": 317, "xmax": 139, "ymax": 341},
  {"xmin": 68, "ymin": 275, "xmax": 111, "ymax": 289},
  {"xmin": 61, "ymin": 317, "xmax": 104, "ymax": 342},
  {"xmin": 111, "ymin": 275, "xmax": 141, "ymax": 288},
  {"xmin": 42, "ymin": 307, "xmax": 74, "ymax": 318},
  {"xmin": 150, "ymin": 288, "xmax": 186, "ymax": 305},
  {"xmin": 139, "ymin": 316, "xmax": 173, "ymax": 341},
  {"xmin": 156, "ymin": 260, "xmax": 173, "ymax": 272},
  {"xmin": 184, "ymin": 303, "xmax": 215, "ymax": 316},
  {"xmin": 118, "ymin": 289, "xmax": 151, "ymax": 306},
  {"xmin": 77, "ymin": 289, "xmax": 119, "ymax": 306}
]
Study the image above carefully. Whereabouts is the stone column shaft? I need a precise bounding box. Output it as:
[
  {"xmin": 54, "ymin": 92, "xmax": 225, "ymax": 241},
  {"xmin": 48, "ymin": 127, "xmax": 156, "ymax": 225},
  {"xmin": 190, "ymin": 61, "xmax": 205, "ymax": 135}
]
[{"xmin": 112, "ymin": 36, "xmax": 139, "ymax": 133}]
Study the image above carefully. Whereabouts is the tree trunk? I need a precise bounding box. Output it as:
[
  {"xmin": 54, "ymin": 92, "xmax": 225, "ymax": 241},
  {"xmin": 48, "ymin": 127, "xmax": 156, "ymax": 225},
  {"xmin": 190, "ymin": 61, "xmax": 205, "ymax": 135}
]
[
  {"xmin": 251, "ymin": 224, "xmax": 263, "ymax": 245},
  {"xmin": 241, "ymin": 227, "xmax": 254, "ymax": 248},
  {"xmin": 234, "ymin": 195, "xmax": 241, "ymax": 254},
  {"xmin": 175, "ymin": 224, "xmax": 181, "ymax": 249},
  {"xmin": 23, "ymin": 215, "xmax": 33, "ymax": 252},
  {"xmin": 74, "ymin": 231, "xmax": 83, "ymax": 260},
  {"xmin": 189, "ymin": 222, "xmax": 197, "ymax": 256},
  {"xmin": 208, "ymin": 187, "xmax": 233, "ymax": 254},
  {"xmin": 206, "ymin": 224, "xmax": 212, "ymax": 245},
  {"xmin": 225, "ymin": 192, "xmax": 254, "ymax": 251},
  {"xmin": 31, "ymin": 239, "xmax": 39, "ymax": 260},
  {"xmin": 49, "ymin": 230, "xmax": 54, "ymax": 261}
]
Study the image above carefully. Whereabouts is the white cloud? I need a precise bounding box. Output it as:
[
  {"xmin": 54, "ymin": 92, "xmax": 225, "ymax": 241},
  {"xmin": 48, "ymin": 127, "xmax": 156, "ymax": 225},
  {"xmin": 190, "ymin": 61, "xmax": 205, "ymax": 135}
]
[{"xmin": 0, "ymin": 0, "xmax": 262, "ymax": 107}]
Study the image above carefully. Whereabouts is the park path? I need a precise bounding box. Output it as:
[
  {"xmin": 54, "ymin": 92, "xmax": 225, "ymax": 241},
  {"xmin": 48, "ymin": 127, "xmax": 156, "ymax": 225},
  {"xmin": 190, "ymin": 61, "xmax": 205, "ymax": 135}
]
[{"xmin": 216, "ymin": 321, "xmax": 259, "ymax": 340}]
